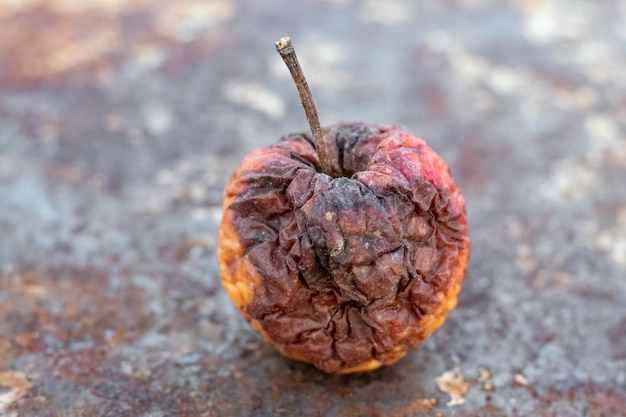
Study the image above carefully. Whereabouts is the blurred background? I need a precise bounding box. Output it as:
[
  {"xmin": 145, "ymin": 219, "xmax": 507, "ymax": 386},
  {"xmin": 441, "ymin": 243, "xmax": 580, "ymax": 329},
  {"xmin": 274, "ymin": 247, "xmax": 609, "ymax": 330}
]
[{"xmin": 1, "ymin": 0, "xmax": 625, "ymax": 415}]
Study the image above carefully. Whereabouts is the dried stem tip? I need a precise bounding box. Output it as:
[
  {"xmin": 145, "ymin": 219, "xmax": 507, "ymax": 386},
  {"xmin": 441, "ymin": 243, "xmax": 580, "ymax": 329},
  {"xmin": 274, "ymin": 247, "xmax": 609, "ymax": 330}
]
[{"xmin": 275, "ymin": 37, "xmax": 331, "ymax": 176}]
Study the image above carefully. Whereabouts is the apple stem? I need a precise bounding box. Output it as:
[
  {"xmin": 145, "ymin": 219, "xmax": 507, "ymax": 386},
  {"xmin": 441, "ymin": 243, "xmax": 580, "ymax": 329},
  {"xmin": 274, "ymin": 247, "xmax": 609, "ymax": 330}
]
[{"xmin": 275, "ymin": 37, "xmax": 331, "ymax": 176}]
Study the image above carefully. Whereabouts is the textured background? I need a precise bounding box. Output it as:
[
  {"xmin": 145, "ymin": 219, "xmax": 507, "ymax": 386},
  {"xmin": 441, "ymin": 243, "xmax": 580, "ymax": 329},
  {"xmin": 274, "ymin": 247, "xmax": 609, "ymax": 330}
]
[{"xmin": 1, "ymin": 0, "xmax": 626, "ymax": 416}]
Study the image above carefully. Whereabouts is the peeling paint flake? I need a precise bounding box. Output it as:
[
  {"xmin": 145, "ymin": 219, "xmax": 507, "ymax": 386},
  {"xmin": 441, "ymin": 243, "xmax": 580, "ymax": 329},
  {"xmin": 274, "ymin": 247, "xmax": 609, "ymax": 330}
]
[
  {"xmin": 142, "ymin": 102, "xmax": 174, "ymax": 136},
  {"xmin": 436, "ymin": 367, "xmax": 469, "ymax": 407},
  {"xmin": 536, "ymin": 157, "xmax": 596, "ymax": 203},
  {"xmin": 0, "ymin": 371, "xmax": 32, "ymax": 413},
  {"xmin": 157, "ymin": 0, "xmax": 235, "ymax": 41},
  {"xmin": 223, "ymin": 82, "xmax": 285, "ymax": 119},
  {"xmin": 359, "ymin": 0, "xmax": 414, "ymax": 24},
  {"xmin": 522, "ymin": 0, "xmax": 591, "ymax": 42}
]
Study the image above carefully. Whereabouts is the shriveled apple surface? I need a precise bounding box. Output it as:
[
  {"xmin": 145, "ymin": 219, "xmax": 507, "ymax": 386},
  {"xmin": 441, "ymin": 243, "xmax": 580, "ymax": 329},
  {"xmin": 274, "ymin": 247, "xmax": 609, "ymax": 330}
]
[{"xmin": 1, "ymin": 0, "xmax": 625, "ymax": 416}]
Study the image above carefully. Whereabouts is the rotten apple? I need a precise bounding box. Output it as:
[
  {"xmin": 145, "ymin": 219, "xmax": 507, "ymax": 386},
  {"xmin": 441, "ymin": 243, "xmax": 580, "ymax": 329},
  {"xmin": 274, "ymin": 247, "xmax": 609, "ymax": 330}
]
[{"xmin": 217, "ymin": 37, "xmax": 469, "ymax": 373}]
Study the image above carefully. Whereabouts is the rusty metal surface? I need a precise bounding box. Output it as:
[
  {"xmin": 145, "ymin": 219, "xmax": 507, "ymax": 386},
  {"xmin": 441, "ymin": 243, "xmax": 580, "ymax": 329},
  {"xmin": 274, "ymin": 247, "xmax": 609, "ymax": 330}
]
[{"xmin": 1, "ymin": 0, "xmax": 625, "ymax": 415}]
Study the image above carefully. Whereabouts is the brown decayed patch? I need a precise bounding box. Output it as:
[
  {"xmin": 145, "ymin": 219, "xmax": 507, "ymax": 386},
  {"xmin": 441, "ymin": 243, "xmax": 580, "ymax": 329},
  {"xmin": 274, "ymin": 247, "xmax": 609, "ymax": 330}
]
[
  {"xmin": 456, "ymin": 383, "xmax": 626, "ymax": 417},
  {"xmin": 0, "ymin": 371, "xmax": 32, "ymax": 411},
  {"xmin": 218, "ymin": 123, "xmax": 469, "ymax": 372},
  {"xmin": 0, "ymin": 4, "xmax": 120, "ymax": 87},
  {"xmin": 0, "ymin": 268, "xmax": 153, "ymax": 359},
  {"xmin": 0, "ymin": 0, "xmax": 230, "ymax": 87}
]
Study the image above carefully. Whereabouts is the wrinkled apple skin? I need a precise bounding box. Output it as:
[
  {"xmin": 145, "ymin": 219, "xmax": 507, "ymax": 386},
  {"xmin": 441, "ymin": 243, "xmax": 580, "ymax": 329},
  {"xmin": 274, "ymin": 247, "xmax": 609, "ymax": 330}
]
[{"xmin": 218, "ymin": 123, "xmax": 469, "ymax": 373}]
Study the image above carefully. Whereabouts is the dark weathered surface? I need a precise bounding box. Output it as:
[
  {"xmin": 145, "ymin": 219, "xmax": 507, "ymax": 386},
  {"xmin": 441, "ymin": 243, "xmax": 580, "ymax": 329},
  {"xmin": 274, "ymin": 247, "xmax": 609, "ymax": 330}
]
[{"xmin": 1, "ymin": 0, "xmax": 625, "ymax": 415}]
